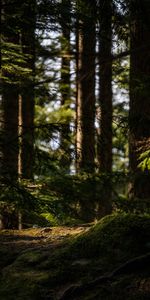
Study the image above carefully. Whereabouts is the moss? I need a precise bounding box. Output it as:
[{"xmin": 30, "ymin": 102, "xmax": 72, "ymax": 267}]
[
  {"xmin": 69, "ymin": 213, "xmax": 150, "ymax": 262},
  {"xmin": 31, "ymin": 213, "xmax": 150, "ymax": 285},
  {"xmin": 22, "ymin": 211, "xmax": 51, "ymax": 228},
  {"xmin": 0, "ymin": 213, "xmax": 150, "ymax": 299},
  {"xmin": 15, "ymin": 250, "xmax": 48, "ymax": 266},
  {"xmin": 38, "ymin": 213, "xmax": 150, "ymax": 267}
]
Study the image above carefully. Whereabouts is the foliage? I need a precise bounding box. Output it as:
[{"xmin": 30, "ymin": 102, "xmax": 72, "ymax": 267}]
[
  {"xmin": 114, "ymin": 195, "xmax": 150, "ymax": 214},
  {"xmin": 0, "ymin": 179, "xmax": 40, "ymax": 228},
  {"xmin": 1, "ymin": 0, "xmax": 150, "ymax": 229},
  {"xmin": 32, "ymin": 173, "xmax": 103, "ymax": 223},
  {"xmin": 31, "ymin": 172, "xmax": 129, "ymax": 224},
  {"xmin": 0, "ymin": 180, "xmax": 37, "ymax": 211},
  {"xmin": 113, "ymin": 103, "xmax": 128, "ymax": 171},
  {"xmin": 138, "ymin": 150, "xmax": 150, "ymax": 171},
  {"xmin": 23, "ymin": 210, "xmax": 51, "ymax": 228},
  {"xmin": 0, "ymin": 167, "xmax": 149, "ymax": 228},
  {"xmin": 1, "ymin": 40, "xmax": 33, "ymax": 85}
]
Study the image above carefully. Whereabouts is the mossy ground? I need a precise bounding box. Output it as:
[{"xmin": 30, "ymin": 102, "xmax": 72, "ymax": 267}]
[{"xmin": 0, "ymin": 214, "xmax": 150, "ymax": 299}]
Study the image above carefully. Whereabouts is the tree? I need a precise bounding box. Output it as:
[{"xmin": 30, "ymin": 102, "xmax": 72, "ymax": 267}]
[
  {"xmin": 1, "ymin": 0, "xmax": 19, "ymax": 181},
  {"xmin": 0, "ymin": 0, "xmax": 20, "ymax": 229},
  {"xmin": 0, "ymin": 0, "xmax": 36, "ymax": 229},
  {"xmin": 59, "ymin": 0, "xmax": 72, "ymax": 172},
  {"xmin": 74, "ymin": 0, "xmax": 97, "ymax": 221},
  {"xmin": 20, "ymin": 0, "xmax": 36, "ymax": 180},
  {"xmin": 75, "ymin": 0, "xmax": 96, "ymax": 173},
  {"xmin": 97, "ymin": 0, "xmax": 113, "ymax": 217},
  {"xmin": 1, "ymin": 0, "xmax": 36, "ymax": 182},
  {"xmin": 129, "ymin": 0, "xmax": 150, "ymax": 199}
]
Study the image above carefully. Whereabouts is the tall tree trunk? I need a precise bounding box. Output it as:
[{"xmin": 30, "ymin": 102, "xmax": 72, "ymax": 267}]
[
  {"xmin": 1, "ymin": 0, "xmax": 19, "ymax": 181},
  {"xmin": 97, "ymin": 0, "xmax": 112, "ymax": 217},
  {"xmin": 75, "ymin": 0, "xmax": 96, "ymax": 221},
  {"xmin": 0, "ymin": 0, "xmax": 20, "ymax": 229},
  {"xmin": 129, "ymin": 0, "xmax": 150, "ymax": 199},
  {"xmin": 0, "ymin": 0, "xmax": 3, "ymax": 181},
  {"xmin": 60, "ymin": 0, "xmax": 71, "ymax": 172},
  {"xmin": 1, "ymin": 86, "xmax": 19, "ymax": 180},
  {"xmin": 0, "ymin": 1, "xmax": 3, "ymax": 230},
  {"xmin": 1, "ymin": 0, "xmax": 36, "ymax": 229},
  {"xmin": 76, "ymin": 0, "xmax": 96, "ymax": 173},
  {"xmin": 75, "ymin": 15, "xmax": 82, "ymax": 172},
  {"xmin": 20, "ymin": 0, "xmax": 36, "ymax": 180}
]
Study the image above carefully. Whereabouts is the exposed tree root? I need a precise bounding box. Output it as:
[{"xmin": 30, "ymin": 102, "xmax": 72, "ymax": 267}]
[{"xmin": 58, "ymin": 252, "xmax": 150, "ymax": 299}]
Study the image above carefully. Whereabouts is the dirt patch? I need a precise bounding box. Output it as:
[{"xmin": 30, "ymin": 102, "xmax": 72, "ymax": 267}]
[{"xmin": 0, "ymin": 225, "xmax": 91, "ymax": 256}]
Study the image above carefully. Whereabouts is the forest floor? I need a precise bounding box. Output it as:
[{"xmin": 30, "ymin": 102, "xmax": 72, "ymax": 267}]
[
  {"xmin": 0, "ymin": 224, "xmax": 91, "ymax": 272},
  {"xmin": 0, "ymin": 214, "xmax": 150, "ymax": 300}
]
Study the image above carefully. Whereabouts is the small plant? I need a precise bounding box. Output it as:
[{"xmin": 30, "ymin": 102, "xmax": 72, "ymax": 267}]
[{"xmin": 138, "ymin": 150, "xmax": 150, "ymax": 171}]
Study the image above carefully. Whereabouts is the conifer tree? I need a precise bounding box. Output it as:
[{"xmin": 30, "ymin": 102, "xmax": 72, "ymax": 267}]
[
  {"xmin": 76, "ymin": 0, "xmax": 96, "ymax": 173},
  {"xmin": 1, "ymin": 0, "xmax": 19, "ymax": 181},
  {"xmin": 97, "ymin": 0, "xmax": 113, "ymax": 217},
  {"xmin": 20, "ymin": 0, "xmax": 36, "ymax": 180},
  {"xmin": 59, "ymin": 0, "xmax": 71, "ymax": 172}
]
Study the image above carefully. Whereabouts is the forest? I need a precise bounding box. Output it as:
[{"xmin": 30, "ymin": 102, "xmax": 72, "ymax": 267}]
[{"xmin": 0, "ymin": 0, "xmax": 150, "ymax": 299}]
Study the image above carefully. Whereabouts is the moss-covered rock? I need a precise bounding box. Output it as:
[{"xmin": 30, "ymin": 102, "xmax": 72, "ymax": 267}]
[
  {"xmin": 70, "ymin": 213, "xmax": 150, "ymax": 262},
  {"xmin": 0, "ymin": 213, "xmax": 150, "ymax": 300}
]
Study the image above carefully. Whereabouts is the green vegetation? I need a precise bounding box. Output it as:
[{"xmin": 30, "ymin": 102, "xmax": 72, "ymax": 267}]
[
  {"xmin": 1, "ymin": 0, "xmax": 150, "ymax": 226},
  {"xmin": 0, "ymin": 1, "xmax": 150, "ymax": 298},
  {"xmin": 0, "ymin": 214, "xmax": 150, "ymax": 299}
]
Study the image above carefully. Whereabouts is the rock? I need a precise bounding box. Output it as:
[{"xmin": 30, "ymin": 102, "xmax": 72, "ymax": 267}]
[
  {"xmin": 40, "ymin": 227, "xmax": 52, "ymax": 233},
  {"xmin": 72, "ymin": 259, "xmax": 91, "ymax": 266}
]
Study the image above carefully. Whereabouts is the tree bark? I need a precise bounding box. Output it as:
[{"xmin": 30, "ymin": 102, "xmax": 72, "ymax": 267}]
[
  {"xmin": 75, "ymin": 0, "xmax": 96, "ymax": 173},
  {"xmin": 20, "ymin": 0, "xmax": 36, "ymax": 180},
  {"xmin": 75, "ymin": 0, "xmax": 96, "ymax": 221},
  {"xmin": 97, "ymin": 0, "xmax": 112, "ymax": 217},
  {"xmin": 60, "ymin": 0, "xmax": 71, "ymax": 172},
  {"xmin": 1, "ymin": 0, "xmax": 19, "ymax": 181}
]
